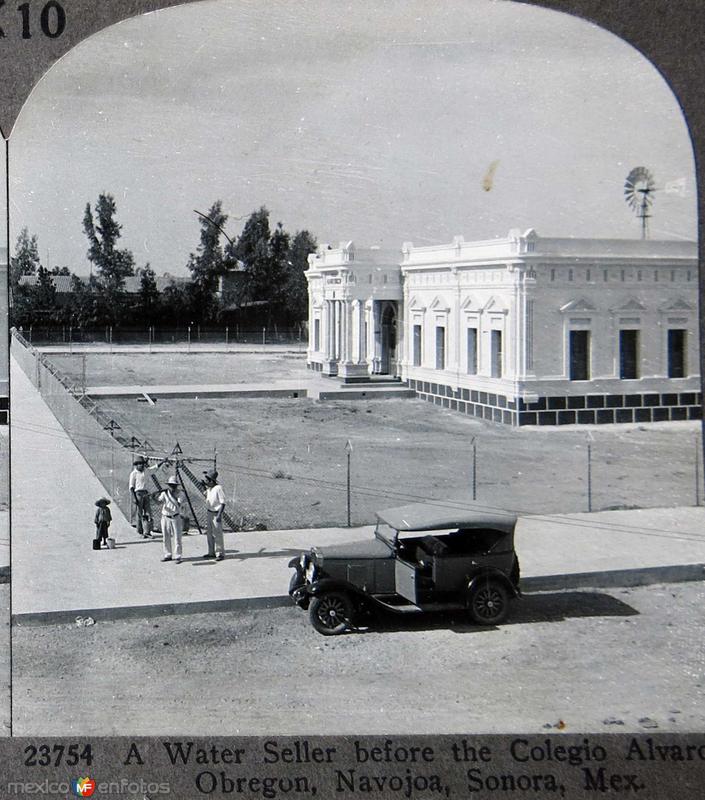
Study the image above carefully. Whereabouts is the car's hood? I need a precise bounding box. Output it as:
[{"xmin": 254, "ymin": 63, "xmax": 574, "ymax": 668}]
[{"xmin": 313, "ymin": 537, "xmax": 392, "ymax": 561}]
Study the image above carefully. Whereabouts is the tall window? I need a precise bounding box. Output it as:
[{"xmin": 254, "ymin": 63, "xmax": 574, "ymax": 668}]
[
  {"xmin": 435, "ymin": 326, "xmax": 445, "ymax": 370},
  {"xmin": 619, "ymin": 330, "xmax": 639, "ymax": 379},
  {"xmin": 490, "ymin": 330, "xmax": 502, "ymax": 378},
  {"xmin": 314, "ymin": 319, "xmax": 320, "ymax": 351},
  {"xmin": 668, "ymin": 329, "xmax": 687, "ymax": 378},
  {"xmin": 569, "ymin": 330, "xmax": 590, "ymax": 381},
  {"xmin": 467, "ymin": 327, "xmax": 478, "ymax": 374},
  {"xmin": 412, "ymin": 324, "xmax": 422, "ymax": 367}
]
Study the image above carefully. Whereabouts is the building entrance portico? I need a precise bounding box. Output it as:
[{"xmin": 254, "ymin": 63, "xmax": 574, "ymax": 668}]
[
  {"xmin": 307, "ymin": 242, "xmax": 403, "ymax": 383},
  {"xmin": 376, "ymin": 302, "xmax": 398, "ymax": 377}
]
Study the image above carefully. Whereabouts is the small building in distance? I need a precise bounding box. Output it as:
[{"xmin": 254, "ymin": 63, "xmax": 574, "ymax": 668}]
[{"xmin": 306, "ymin": 230, "xmax": 699, "ymax": 425}]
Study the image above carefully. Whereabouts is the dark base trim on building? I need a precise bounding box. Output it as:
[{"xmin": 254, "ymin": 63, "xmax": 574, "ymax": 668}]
[
  {"xmin": 406, "ymin": 380, "xmax": 702, "ymax": 426},
  {"xmin": 0, "ymin": 396, "xmax": 7, "ymax": 425}
]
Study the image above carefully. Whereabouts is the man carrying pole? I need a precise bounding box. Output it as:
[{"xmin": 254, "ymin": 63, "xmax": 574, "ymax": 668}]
[
  {"xmin": 156, "ymin": 475, "xmax": 184, "ymax": 563},
  {"xmin": 202, "ymin": 469, "xmax": 226, "ymax": 561}
]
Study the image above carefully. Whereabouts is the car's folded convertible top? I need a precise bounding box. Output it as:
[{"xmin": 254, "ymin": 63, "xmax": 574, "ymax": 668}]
[{"xmin": 376, "ymin": 501, "xmax": 517, "ymax": 534}]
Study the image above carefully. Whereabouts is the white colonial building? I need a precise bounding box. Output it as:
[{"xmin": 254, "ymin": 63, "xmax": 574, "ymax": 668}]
[{"xmin": 306, "ymin": 230, "xmax": 700, "ymax": 425}]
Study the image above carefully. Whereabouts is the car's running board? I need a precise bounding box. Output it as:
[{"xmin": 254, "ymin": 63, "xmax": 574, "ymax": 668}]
[{"xmin": 374, "ymin": 598, "xmax": 461, "ymax": 614}]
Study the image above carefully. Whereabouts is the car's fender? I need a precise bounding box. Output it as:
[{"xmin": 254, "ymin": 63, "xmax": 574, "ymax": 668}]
[
  {"xmin": 307, "ymin": 577, "xmax": 370, "ymax": 603},
  {"xmin": 466, "ymin": 568, "xmax": 520, "ymax": 599}
]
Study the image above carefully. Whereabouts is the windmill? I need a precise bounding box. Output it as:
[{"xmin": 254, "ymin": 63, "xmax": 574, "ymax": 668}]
[{"xmin": 624, "ymin": 167, "xmax": 656, "ymax": 240}]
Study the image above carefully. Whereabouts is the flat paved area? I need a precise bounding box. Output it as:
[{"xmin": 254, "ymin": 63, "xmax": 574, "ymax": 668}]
[
  {"xmin": 11, "ymin": 357, "xmax": 705, "ymax": 622},
  {"xmin": 0, "ymin": 508, "xmax": 8, "ymax": 571},
  {"xmin": 11, "ymin": 581, "xmax": 705, "ymax": 735},
  {"xmin": 0, "ymin": 585, "xmax": 8, "ymax": 736},
  {"xmin": 84, "ymin": 379, "xmax": 412, "ymax": 401}
]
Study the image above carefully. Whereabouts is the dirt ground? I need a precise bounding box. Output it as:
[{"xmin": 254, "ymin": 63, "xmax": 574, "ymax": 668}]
[
  {"xmin": 98, "ymin": 392, "xmax": 702, "ymax": 530},
  {"xmin": 11, "ymin": 581, "xmax": 705, "ymax": 735},
  {"xmin": 51, "ymin": 351, "xmax": 307, "ymax": 387}
]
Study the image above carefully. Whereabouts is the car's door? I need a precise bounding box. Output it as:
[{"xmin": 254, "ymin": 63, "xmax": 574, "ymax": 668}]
[{"xmin": 394, "ymin": 556, "xmax": 418, "ymax": 604}]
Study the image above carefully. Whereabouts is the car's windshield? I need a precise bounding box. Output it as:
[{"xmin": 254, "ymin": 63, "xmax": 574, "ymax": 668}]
[{"xmin": 374, "ymin": 522, "xmax": 397, "ymax": 548}]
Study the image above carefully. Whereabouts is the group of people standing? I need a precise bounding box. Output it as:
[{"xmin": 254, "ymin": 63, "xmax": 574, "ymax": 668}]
[{"xmin": 128, "ymin": 456, "xmax": 227, "ymax": 563}]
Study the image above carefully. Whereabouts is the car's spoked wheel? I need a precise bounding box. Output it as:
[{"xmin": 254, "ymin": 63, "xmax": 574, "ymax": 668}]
[
  {"xmin": 467, "ymin": 580, "xmax": 509, "ymax": 625},
  {"xmin": 309, "ymin": 592, "xmax": 353, "ymax": 635}
]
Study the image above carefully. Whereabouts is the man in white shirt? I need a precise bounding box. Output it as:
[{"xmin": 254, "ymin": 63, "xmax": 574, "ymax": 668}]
[
  {"xmin": 128, "ymin": 456, "xmax": 159, "ymax": 538},
  {"xmin": 203, "ymin": 469, "xmax": 226, "ymax": 561},
  {"xmin": 156, "ymin": 475, "xmax": 184, "ymax": 563}
]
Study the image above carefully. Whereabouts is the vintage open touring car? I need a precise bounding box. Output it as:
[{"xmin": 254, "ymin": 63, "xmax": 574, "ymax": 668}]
[{"xmin": 288, "ymin": 502, "xmax": 521, "ymax": 635}]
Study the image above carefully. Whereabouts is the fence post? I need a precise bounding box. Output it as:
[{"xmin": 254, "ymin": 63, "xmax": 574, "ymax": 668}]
[
  {"xmin": 28, "ymin": 325, "xmax": 32, "ymax": 344},
  {"xmin": 188, "ymin": 325, "xmax": 191, "ymax": 352},
  {"xmin": 68, "ymin": 326, "xmax": 73, "ymax": 354},
  {"xmin": 225, "ymin": 326, "xmax": 229, "ymax": 348},
  {"xmin": 262, "ymin": 327, "xmax": 266, "ymax": 345},
  {"xmin": 586, "ymin": 432, "xmax": 594, "ymax": 513},
  {"xmin": 696, "ymin": 435, "xmax": 701, "ymax": 506},
  {"xmin": 470, "ymin": 437, "xmax": 477, "ymax": 501},
  {"xmin": 345, "ymin": 440, "xmax": 353, "ymax": 527},
  {"xmin": 109, "ymin": 325, "xmax": 113, "ymax": 354}
]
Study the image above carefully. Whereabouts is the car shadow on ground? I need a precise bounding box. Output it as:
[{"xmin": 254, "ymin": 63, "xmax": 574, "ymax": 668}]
[{"xmin": 355, "ymin": 590, "xmax": 639, "ymax": 635}]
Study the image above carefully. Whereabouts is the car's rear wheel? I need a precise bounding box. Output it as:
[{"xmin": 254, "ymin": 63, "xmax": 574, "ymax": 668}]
[
  {"xmin": 467, "ymin": 579, "xmax": 510, "ymax": 625},
  {"xmin": 309, "ymin": 591, "xmax": 353, "ymax": 635}
]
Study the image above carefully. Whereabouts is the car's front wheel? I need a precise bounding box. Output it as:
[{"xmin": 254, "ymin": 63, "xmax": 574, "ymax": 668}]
[
  {"xmin": 467, "ymin": 579, "xmax": 510, "ymax": 626},
  {"xmin": 309, "ymin": 591, "xmax": 353, "ymax": 635}
]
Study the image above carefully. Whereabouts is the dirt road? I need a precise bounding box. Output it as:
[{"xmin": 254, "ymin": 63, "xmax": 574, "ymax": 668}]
[{"xmin": 12, "ymin": 582, "xmax": 705, "ymax": 736}]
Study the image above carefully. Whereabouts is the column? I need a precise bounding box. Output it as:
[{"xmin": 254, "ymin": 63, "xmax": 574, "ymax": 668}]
[
  {"xmin": 357, "ymin": 300, "xmax": 366, "ymax": 364},
  {"xmin": 325, "ymin": 300, "xmax": 333, "ymax": 359}
]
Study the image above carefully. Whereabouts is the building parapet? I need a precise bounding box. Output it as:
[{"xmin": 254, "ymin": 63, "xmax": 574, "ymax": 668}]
[{"xmin": 401, "ymin": 229, "xmax": 697, "ymax": 267}]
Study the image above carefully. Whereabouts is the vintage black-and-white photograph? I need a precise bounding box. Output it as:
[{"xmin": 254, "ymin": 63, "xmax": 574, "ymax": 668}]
[{"xmin": 7, "ymin": 0, "xmax": 704, "ymax": 735}]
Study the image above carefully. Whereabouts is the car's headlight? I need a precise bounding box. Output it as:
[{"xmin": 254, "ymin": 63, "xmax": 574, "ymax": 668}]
[
  {"xmin": 305, "ymin": 561, "xmax": 316, "ymax": 582},
  {"xmin": 299, "ymin": 553, "xmax": 308, "ymax": 569}
]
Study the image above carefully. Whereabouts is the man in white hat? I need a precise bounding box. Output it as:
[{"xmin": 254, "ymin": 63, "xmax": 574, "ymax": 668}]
[
  {"xmin": 203, "ymin": 469, "xmax": 226, "ymax": 561},
  {"xmin": 129, "ymin": 455, "xmax": 161, "ymax": 538},
  {"xmin": 156, "ymin": 475, "xmax": 184, "ymax": 563}
]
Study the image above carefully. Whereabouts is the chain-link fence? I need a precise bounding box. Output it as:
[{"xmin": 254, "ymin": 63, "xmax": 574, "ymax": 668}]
[{"xmin": 19, "ymin": 325, "xmax": 307, "ymax": 347}]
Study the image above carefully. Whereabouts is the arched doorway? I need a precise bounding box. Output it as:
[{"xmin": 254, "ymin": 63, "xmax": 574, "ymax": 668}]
[{"xmin": 380, "ymin": 304, "xmax": 397, "ymax": 376}]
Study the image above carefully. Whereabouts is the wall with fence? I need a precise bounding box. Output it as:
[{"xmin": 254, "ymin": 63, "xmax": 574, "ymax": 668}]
[{"xmin": 19, "ymin": 325, "xmax": 307, "ymax": 347}]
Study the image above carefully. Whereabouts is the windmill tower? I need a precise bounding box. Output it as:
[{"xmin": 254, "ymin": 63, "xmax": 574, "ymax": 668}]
[{"xmin": 624, "ymin": 167, "xmax": 656, "ymax": 239}]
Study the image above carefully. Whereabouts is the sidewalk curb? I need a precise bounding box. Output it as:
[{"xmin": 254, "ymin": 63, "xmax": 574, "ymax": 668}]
[
  {"xmin": 12, "ymin": 563, "xmax": 705, "ymax": 626},
  {"xmin": 522, "ymin": 563, "xmax": 705, "ymax": 592},
  {"xmin": 13, "ymin": 595, "xmax": 288, "ymax": 626}
]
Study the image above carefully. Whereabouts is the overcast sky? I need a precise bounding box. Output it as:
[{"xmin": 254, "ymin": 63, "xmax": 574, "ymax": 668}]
[{"xmin": 6, "ymin": 0, "xmax": 697, "ymax": 277}]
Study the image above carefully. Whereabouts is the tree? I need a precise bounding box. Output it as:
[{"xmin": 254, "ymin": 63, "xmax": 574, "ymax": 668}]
[
  {"xmin": 65, "ymin": 275, "xmax": 97, "ymax": 329},
  {"xmin": 33, "ymin": 266, "xmax": 57, "ymax": 317},
  {"xmin": 286, "ymin": 230, "xmax": 317, "ymax": 324},
  {"xmin": 10, "ymin": 227, "xmax": 41, "ymax": 289},
  {"xmin": 136, "ymin": 264, "xmax": 161, "ymax": 321},
  {"xmin": 83, "ymin": 194, "xmax": 135, "ymax": 292},
  {"xmin": 228, "ymin": 206, "xmax": 273, "ymax": 309},
  {"xmin": 161, "ymin": 280, "xmax": 192, "ymax": 326},
  {"xmin": 189, "ymin": 201, "xmax": 229, "ymax": 290},
  {"xmin": 50, "ymin": 266, "xmax": 71, "ymax": 276}
]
